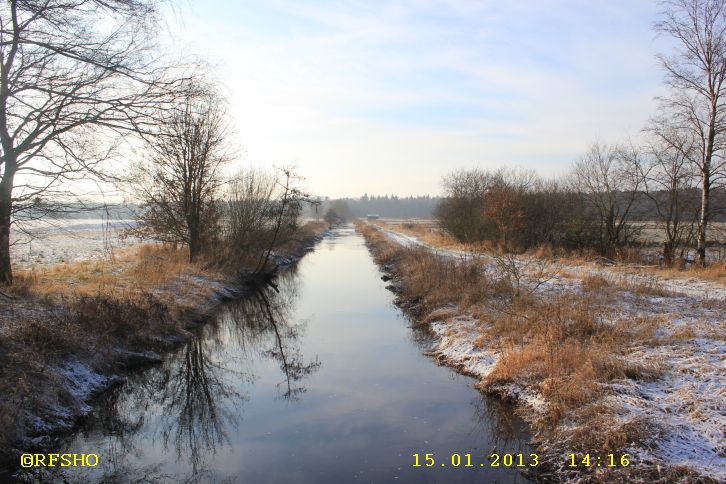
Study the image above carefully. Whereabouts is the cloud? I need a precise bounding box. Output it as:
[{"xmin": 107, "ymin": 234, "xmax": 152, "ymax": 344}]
[{"xmin": 163, "ymin": 0, "xmax": 667, "ymax": 197}]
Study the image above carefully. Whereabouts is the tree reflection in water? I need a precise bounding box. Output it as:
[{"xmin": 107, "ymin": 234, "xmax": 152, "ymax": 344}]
[
  {"xmin": 61, "ymin": 269, "xmax": 321, "ymax": 483},
  {"xmin": 224, "ymin": 275, "xmax": 321, "ymax": 401},
  {"xmin": 155, "ymin": 336, "xmax": 246, "ymax": 473},
  {"xmin": 39, "ymin": 257, "xmax": 533, "ymax": 484}
]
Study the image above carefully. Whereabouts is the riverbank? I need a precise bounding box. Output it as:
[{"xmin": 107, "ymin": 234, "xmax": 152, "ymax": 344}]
[
  {"xmin": 357, "ymin": 221, "xmax": 725, "ymax": 483},
  {"xmin": 26, "ymin": 223, "xmax": 534, "ymax": 483},
  {"xmin": 0, "ymin": 221, "xmax": 328, "ymax": 472}
]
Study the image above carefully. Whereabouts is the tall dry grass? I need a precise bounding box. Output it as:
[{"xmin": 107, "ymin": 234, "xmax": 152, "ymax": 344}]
[
  {"xmin": 358, "ymin": 221, "xmax": 664, "ymax": 455},
  {"xmin": 13, "ymin": 242, "xmax": 222, "ymax": 302},
  {"xmin": 370, "ymin": 219, "xmax": 468, "ymax": 250},
  {"xmin": 0, "ymin": 290, "xmax": 183, "ymax": 464}
]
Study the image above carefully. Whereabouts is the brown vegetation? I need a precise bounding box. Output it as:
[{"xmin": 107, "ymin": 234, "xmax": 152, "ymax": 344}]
[
  {"xmin": 0, "ymin": 290, "xmax": 184, "ymax": 467},
  {"xmin": 357, "ymin": 221, "xmax": 685, "ymax": 480},
  {"xmin": 131, "ymin": 84, "xmax": 232, "ymax": 263},
  {"xmin": 15, "ymin": 244, "xmax": 216, "ymax": 298},
  {"xmin": 376, "ymin": 218, "xmax": 726, "ymax": 284},
  {"xmin": 0, "ymin": 0, "xmax": 195, "ymax": 285},
  {"xmin": 434, "ymin": 156, "xmax": 725, "ymax": 266}
]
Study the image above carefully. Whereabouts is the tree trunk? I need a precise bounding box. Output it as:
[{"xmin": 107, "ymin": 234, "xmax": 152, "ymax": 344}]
[
  {"xmin": 188, "ymin": 223, "xmax": 199, "ymax": 263},
  {"xmin": 663, "ymin": 240, "xmax": 674, "ymax": 267},
  {"xmin": 189, "ymin": 235, "xmax": 199, "ymax": 263},
  {"xmin": 187, "ymin": 205, "xmax": 199, "ymax": 262},
  {"xmin": 697, "ymin": 171, "xmax": 710, "ymax": 265},
  {"xmin": 0, "ymin": 171, "xmax": 14, "ymax": 285},
  {"xmin": 698, "ymin": 97, "xmax": 717, "ymax": 266}
]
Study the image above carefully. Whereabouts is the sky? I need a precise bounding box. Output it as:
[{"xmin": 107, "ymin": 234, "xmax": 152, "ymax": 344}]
[{"xmin": 162, "ymin": 0, "xmax": 668, "ymax": 198}]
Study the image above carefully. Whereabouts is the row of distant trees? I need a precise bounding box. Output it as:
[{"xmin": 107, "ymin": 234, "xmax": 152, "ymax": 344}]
[
  {"xmin": 314, "ymin": 195, "xmax": 442, "ymax": 222},
  {"xmin": 438, "ymin": 0, "xmax": 726, "ymax": 265}
]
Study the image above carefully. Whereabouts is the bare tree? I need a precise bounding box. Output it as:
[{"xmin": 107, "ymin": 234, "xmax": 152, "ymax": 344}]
[
  {"xmin": 436, "ymin": 167, "xmax": 597, "ymax": 252},
  {"xmin": 654, "ymin": 0, "xmax": 726, "ymax": 264},
  {"xmin": 643, "ymin": 129, "xmax": 701, "ymax": 265},
  {"xmin": 222, "ymin": 166, "xmax": 316, "ymax": 275},
  {"xmin": 253, "ymin": 167, "xmax": 310, "ymax": 274},
  {"xmin": 0, "ymin": 0, "xmax": 188, "ymax": 284},
  {"xmin": 222, "ymin": 167, "xmax": 277, "ymax": 264},
  {"xmin": 492, "ymin": 252, "xmax": 559, "ymax": 299},
  {"xmin": 323, "ymin": 208, "xmax": 341, "ymax": 226},
  {"xmin": 482, "ymin": 168, "xmax": 537, "ymax": 251},
  {"xmin": 326, "ymin": 199, "xmax": 351, "ymax": 222},
  {"xmin": 134, "ymin": 85, "xmax": 231, "ymax": 262},
  {"xmin": 571, "ymin": 142, "xmax": 644, "ymax": 258},
  {"xmin": 435, "ymin": 168, "xmax": 495, "ymax": 243}
]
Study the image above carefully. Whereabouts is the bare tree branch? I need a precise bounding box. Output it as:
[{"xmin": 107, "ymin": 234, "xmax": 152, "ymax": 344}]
[{"xmin": 0, "ymin": 0, "xmax": 193, "ymax": 284}]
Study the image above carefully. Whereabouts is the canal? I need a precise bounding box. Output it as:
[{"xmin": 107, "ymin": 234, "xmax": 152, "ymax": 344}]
[{"xmin": 44, "ymin": 225, "xmax": 532, "ymax": 483}]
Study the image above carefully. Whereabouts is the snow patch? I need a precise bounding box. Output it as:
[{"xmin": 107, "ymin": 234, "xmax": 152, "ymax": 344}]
[
  {"xmin": 60, "ymin": 361, "xmax": 108, "ymax": 413},
  {"xmin": 430, "ymin": 317, "xmax": 498, "ymax": 379}
]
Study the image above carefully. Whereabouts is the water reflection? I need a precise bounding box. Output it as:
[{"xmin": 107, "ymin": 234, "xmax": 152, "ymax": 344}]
[
  {"xmin": 156, "ymin": 337, "xmax": 243, "ymax": 472},
  {"xmin": 144, "ymin": 276, "xmax": 320, "ymax": 475},
  {"xmin": 223, "ymin": 276, "xmax": 321, "ymax": 401},
  {"xmin": 23, "ymin": 228, "xmax": 533, "ymax": 483},
  {"xmin": 42, "ymin": 270, "xmax": 320, "ymax": 483}
]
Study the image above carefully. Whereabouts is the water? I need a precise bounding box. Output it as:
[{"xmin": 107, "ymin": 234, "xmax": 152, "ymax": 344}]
[{"xmin": 36, "ymin": 226, "xmax": 532, "ymax": 483}]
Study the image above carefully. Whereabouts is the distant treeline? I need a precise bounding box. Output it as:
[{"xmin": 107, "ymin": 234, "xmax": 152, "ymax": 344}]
[
  {"xmin": 23, "ymin": 190, "xmax": 726, "ymax": 225},
  {"xmin": 14, "ymin": 202, "xmax": 140, "ymax": 220},
  {"xmin": 310, "ymin": 195, "xmax": 442, "ymax": 219},
  {"xmin": 19, "ymin": 195, "xmax": 443, "ymax": 222}
]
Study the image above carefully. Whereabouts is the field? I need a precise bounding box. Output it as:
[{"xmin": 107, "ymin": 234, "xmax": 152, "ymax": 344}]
[
  {"xmin": 375, "ymin": 218, "xmax": 726, "ymax": 284},
  {"xmin": 10, "ymin": 219, "xmax": 140, "ymax": 269}
]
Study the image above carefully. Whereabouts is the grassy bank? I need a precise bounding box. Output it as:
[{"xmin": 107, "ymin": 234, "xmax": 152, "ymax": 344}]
[
  {"xmin": 357, "ymin": 221, "xmax": 724, "ymax": 483},
  {"xmin": 0, "ymin": 221, "xmax": 328, "ymax": 470},
  {"xmin": 372, "ymin": 219, "xmax": 726, "ymax": 284}
]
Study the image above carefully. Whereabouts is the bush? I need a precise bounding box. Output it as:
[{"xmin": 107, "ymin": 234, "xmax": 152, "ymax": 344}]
[{"xmin": 436, "ymin": 167, "xmax": 600, "ymax": 252}]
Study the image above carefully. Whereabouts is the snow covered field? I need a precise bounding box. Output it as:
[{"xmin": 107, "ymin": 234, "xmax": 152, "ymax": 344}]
[
  {"xmin": 10, "ymin": 219, "xmax": 139, "ymax": 269},
  {"xmin": 373, "ymin": 223, "xmax": 726, "ymax": 480}
]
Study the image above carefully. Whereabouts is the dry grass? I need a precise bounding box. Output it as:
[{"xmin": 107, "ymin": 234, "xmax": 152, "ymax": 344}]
[
  {"xmin": 358, "ymin": 223, "xmax": 508, "ymax": 317},
  {"xmin": 0, "ymin": 290, "xmax": 183, "ymax": 464},
  {"xmin": 580, "ymin": 273, "xmax": 677, "ymax": 300},
  {"xmin": 483, "ymin": 295, "xmax": 664, "ymax": 432},
  {"xmin": 645, "ymin": 260, "xmax": 726, "ymax": 283},
  {"xmin": 13, "ymin": 243, "xmax": 223, "ymax": 301},
  {"xmin": 374, "ymin": 218, "xmax": 726, "ymax": 286},
  {"xmin": 357, "ymin": 221, "xmax": 665, "ymax": 454},
  {"xmin": 358, "ymin": 220, "xmax": 726, "ymax": 482},
  {"xmin": 371, "ymin": 219, "xmax": 469, "ymax": 250},
  {"xmin": 581, "ymin": 273, "xmax": 612, "ymax": 292}
]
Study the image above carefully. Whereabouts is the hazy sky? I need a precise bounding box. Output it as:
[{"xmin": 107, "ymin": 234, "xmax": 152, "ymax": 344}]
[{"xmin": 164, "ymin": 0, "xmax": 667, "ymax": 198}]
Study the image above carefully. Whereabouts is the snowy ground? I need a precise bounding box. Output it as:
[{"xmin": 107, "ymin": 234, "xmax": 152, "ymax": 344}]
[
  {"xmin": 10, "ymin": 219, "xmax": 139, "ymax": 268},
  {"xmin": 373, "ymin": 224, "xmax": 726, "ymax": 481}
]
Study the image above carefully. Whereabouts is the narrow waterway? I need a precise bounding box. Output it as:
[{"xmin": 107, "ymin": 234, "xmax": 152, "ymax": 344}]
[{"xmin": 42, "ymin": 226, "xmax": 532, "ymax": 483}]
